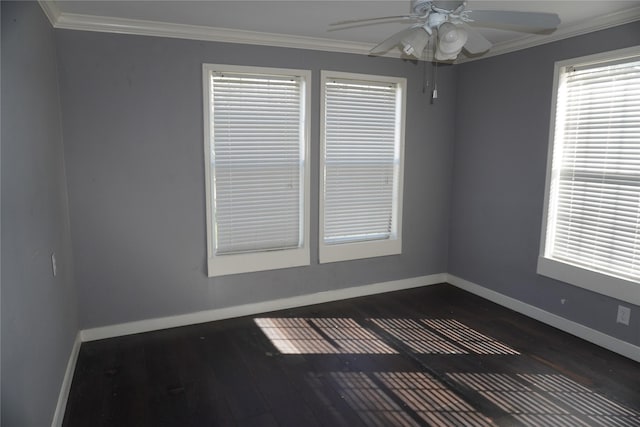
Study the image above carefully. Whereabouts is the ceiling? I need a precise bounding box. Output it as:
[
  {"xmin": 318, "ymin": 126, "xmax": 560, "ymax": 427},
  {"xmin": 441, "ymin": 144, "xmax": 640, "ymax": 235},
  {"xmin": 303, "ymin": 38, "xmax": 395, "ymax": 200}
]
[{"xmin": 45, "ymin": 1, "xmax": 640, "ymax": 61}]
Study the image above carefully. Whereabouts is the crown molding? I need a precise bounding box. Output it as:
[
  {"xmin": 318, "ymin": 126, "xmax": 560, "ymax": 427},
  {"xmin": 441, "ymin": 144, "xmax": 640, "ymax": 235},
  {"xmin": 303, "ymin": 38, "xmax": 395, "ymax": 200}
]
[
  {"xmin": 38, "ymin": 0, "xmax": 61, "ymax": 27},
  {"xmin": 48, "ymin": 9, "xmax": 397, "ymax": 58},
  {"xmin": 41, "ymin": 1, "xmax": 640, "ymax": 63}
]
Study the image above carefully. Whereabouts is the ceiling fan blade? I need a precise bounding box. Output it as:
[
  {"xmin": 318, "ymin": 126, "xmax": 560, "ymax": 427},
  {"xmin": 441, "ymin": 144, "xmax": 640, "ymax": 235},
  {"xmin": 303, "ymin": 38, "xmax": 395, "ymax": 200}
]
[
  {"xmin": 459, "ymin": 23, "xmax": 492, "ymax": 55},
  {"xmin": 467, "ymin": 10, "xmax": 561, "ymax": 31},
  {"xmin": 330, "ymin": 15, "xmax": 421, "ymax": 27},
  {"xmin": 370, "ymin": 26, "xmax": 424, "ymax": 56}
]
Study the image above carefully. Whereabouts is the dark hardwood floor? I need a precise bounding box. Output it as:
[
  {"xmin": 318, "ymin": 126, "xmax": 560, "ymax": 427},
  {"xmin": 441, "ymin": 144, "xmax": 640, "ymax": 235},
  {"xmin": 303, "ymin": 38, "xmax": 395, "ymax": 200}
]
[{"xmin": 63, "ymin": 284, "xmax": 640, "ymax": 426}]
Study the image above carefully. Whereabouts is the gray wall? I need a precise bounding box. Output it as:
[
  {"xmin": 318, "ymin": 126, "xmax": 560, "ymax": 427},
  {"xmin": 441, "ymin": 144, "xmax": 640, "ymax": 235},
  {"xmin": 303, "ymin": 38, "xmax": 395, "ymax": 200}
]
[
  {"xmin": 1, "ymin": 2, "xmax": 79, "ymax": 425},
  {"xmin": 55, "ymin": 31, "xmax": 457, "ymax": 329},
  {"xmin": 450, "ymin": 22, "xmax": 640, "ymax": 347}
]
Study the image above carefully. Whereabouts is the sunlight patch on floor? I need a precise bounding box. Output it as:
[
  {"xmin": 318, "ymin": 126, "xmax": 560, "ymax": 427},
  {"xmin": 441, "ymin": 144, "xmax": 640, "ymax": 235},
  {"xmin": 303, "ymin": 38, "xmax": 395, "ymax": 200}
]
[
  {"xmin": 448, "ymin": 372, "xmax": 640, "ymax": 427},
  {"xmin": 254, "ymin": 317, "xmax": 397, "ymax": 354},
  {"xmin": 375, "ymin": 371, "xmax": 495, "ymax": 426},
  {"xmin": 330, "ymin": 371, "xmax": 495, "ymax": 427},
  {"xmin": 421, "ymin": 319, "xmax": 520, "ymax": 355}
]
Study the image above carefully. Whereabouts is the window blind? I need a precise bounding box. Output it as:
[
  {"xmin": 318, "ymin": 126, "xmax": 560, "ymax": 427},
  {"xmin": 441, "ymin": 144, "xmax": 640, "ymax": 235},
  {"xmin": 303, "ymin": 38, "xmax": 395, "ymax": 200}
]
[
  {"xmin": 323, "ymin": 78, "xmax": 400, "ymax": 245},
  {"xmin": 211, "ymin": 72, "xmax": 305, "ymax": 255},
  {"xmin": 546, "ymin": 57, "xmax": 640, "ymax": 283}
]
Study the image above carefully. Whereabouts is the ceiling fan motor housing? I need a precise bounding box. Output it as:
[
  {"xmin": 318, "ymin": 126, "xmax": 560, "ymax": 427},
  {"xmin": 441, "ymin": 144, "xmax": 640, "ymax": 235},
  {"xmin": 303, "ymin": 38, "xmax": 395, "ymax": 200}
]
[
  {"xmin": 413, "ymin": 0, "xmax": 466, "ymax": 15},
  {"xmin": 411, "ymin": 0, "xmax": 432, "ymax": 15},
  {"xmin": 427, "ymin": 13, "xmax": 447, "ymax": 29}
]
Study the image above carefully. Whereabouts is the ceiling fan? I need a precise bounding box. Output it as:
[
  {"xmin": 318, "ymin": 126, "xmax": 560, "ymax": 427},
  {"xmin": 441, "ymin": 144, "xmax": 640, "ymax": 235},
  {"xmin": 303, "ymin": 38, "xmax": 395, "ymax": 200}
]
[{"xmin": 331, "ymin": 1, "xmax": 561, "ymax": 61}]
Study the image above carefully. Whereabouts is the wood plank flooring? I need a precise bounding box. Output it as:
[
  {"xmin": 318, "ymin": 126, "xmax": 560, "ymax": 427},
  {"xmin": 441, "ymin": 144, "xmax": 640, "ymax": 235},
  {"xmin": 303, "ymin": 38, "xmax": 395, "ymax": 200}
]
[{"xmin": 63, "ymin": 284, "xmax": 640, "ymax": 426}]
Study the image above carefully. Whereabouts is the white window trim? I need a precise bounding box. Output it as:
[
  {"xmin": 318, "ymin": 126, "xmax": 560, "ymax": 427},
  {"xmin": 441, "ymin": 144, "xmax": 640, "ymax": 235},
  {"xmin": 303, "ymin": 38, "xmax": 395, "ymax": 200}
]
[
  {"xmin": 203, "ymin": 64, "xmax": 311, "ymax": 277},
  {"xmin": 319, "ymin": 70, "xmax": 406, "ymax": 264},
  {"xmin": 537, "ymin": 46, "xmax": 640, "ymax": 306}
]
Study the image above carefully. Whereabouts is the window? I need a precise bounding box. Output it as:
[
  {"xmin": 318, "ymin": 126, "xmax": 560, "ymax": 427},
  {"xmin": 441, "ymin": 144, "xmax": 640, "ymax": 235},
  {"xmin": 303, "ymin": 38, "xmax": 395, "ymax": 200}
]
[
  {"xmin": 538, "ymin": 47, "xmax": 640, "ymax": 305},
  {"xmin": 319, "ymin": 71, "xmax": 406, "ymax": 263},
  {"xmin": 203, "ymin": 64, "xmax": 310, "ymax": 277}
]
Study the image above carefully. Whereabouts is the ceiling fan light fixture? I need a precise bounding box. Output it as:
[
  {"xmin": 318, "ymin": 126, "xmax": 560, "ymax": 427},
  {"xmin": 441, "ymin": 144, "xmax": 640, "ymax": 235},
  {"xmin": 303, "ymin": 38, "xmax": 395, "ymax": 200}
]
[
  {"xmin": 435, "ymin": 22, "xmax": 468, "ymax": 61},
  {"xmin": 400, "ymin": 27, "xmax": 429, "ymax": 57}
]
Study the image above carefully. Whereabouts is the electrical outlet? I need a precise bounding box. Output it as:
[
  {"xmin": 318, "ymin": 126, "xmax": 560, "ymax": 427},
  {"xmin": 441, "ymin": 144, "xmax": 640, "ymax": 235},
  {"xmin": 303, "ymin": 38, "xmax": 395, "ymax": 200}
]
[
  {"xmin": 51, "ymin": 252, "xmax": 57, "ymax": 277},
  {"xmin": 616, "ymin": 305, "xmax": 631, "ymax": 326}
]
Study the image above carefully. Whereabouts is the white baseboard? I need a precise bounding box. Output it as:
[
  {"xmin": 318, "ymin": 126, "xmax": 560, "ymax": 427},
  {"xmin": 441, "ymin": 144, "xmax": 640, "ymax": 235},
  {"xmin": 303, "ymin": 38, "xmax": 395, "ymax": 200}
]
[
  {"xmin": 51, "ymin": 332, "xmax": 82, "ymax": 427},
  {"xmin": 80, "ymin": 273, "xmax": 447, "ymax": 342},
  {"xmin": 447, "ymin": 274, "xmax": 640, "ymax": 363}
]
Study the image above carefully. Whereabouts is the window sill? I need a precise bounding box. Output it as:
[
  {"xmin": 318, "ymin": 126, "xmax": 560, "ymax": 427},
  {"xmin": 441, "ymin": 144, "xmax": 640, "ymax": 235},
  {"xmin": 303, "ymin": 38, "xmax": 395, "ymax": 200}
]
[
  {"xmin": 537, "ymin": 256, "xmax": 640, "ymax": 306},
  {"xmin": 319, "ymin": 239, "xmax": 401, "ymax": 264},
  {"xmin": 208, "ymin": 246, "xmax": 309, "ymax": 277}
]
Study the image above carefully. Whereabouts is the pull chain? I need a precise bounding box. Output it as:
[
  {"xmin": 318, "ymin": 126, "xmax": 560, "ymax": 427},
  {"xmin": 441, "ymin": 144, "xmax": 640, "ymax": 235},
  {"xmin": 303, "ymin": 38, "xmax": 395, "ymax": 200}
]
[{"xmin": 431, "ymin": 61, "xmax": 438, "ymax": 103}]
